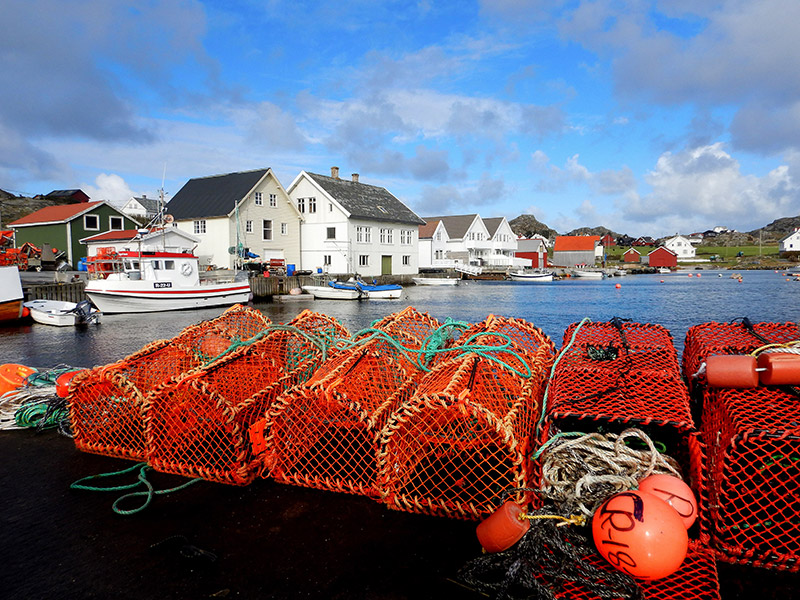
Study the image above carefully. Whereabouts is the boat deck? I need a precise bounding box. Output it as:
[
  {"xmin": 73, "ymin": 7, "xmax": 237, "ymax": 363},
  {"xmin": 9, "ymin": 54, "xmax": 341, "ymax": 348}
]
[{"xmin": 1, "ymin": 431, "xmax": 795, "ymax": 599}]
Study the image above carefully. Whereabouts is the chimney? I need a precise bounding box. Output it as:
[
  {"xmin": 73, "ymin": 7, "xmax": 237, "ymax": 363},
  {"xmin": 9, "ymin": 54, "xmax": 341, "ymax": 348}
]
[
  {"xmin": 331, "ymin": 166, "xmax": 339, "ymax": 179},
  {"xmin": 351, "ymin": 173, "xmax": 359, "ymax": 183}
]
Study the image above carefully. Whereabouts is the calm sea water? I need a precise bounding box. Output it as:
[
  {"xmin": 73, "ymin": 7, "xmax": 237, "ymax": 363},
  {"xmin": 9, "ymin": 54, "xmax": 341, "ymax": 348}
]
[{"xmin": 1, "ymin": 269, "xmax": 797, "ymax": 369}]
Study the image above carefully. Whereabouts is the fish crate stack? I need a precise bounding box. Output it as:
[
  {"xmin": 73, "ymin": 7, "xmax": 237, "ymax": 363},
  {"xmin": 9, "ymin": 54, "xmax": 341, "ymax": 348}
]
[
  {"xmin": 264, "ymin": 307, "xmax": 444, "ymax": 498},
  {"xmin": 68, "ymin": 305, "xmax": 271, "ymax": 461},
  {"xmin": 378, "ymin": 315, "xmax": 555, "ymax": 520},
  {"xmin": 144, "ymin": 310, "xmax": 349, "ymax": 486},
  {"xmin": 683, "ymin": 320, "xmax": 800, "ymax": 572}
]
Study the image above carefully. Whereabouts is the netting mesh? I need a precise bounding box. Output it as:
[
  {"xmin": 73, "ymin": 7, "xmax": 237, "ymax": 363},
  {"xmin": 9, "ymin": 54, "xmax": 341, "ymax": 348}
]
[
  {"xmin": 684, "ymin": 320, "xmax": 800, "ymax": 571},
  {"xmin": 265, "ymin": 307, "xmax": 443, "ymax": 497},
  {"xmin": 546, "ymin": 320, "xmax": 693, "ymax": 431},
  {"xmin": 553, "ymin": 541, "xmax": 720, "ymax": 600},
  {"xmin": 144, "ymin": 310, "xmax": 349, "ymax": 485},
  {"xmin": 378, "ymin": 315, "xmax": 555, "ymax": 519},
  {"xmin": 68, "ymin": 305, "xmax": 271, "ymax": 460}
]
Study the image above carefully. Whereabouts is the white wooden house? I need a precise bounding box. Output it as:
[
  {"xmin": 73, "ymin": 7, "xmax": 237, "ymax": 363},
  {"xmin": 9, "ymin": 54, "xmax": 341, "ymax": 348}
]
[
  {"xmin": 482, "ymin": 217, "xmax": 518, "ymax": 268},
  {"xmin": 165, "ymin": 168, "xmax": 302, "ymax": 269},
  {"xmin": 121, "ymin": 195, "xmax": 161, "ymax": 225},
  {"xmin": 779, "ymin": 229, "xmax": 800, "ymax": 255},
  {"xmin": 286, "ymin": 167, "xmax": 424, "ymax": 277},
  {"xmin": 419, "ymin": 214, "xmax": 495, "ymax": 268},
  {"xmin": 663, "ymin": 235, "xmax": 696, "ymax": 259}
]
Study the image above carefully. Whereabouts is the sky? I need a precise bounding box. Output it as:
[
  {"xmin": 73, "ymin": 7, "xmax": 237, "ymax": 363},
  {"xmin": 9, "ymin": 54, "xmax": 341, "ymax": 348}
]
[{"xmin": 2, "ymin": 0, "xmax": 800, "ymax": 238}]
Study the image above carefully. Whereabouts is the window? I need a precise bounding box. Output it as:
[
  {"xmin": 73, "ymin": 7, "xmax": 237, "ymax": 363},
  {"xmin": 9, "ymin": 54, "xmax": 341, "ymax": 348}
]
[
  {"xmin": 402, "ymin": 255, "xmax": 411, "ymax": 266},
  {"xmin": 281, "ymin": 222, "xmax": 288, "ymax": 235},
  {"xmin": 254, "ymin": 192, "xmax": 263, "ymax": 205},
  {"xmin": 326, "ymin": 227, "xmax": 336, "ymax": 240},
  {"xmin": 246, "ymin": 220, "xmax": 253, "ymax": 234},
  {"xmin": 356, "ymin": 226, "xmax": 371, "ymax": 243},
  {"xmin": 194, "ymin": 220, "xmax": 206, "ymax": 234},
  {"xmin": 164, "ymin": 260, "xmax": 175, "ymax": 270},
  {"xmin": 380, "ymin": 228, "xmax": 393, "ymax": 244},
  {"xmin": 109, "ymin": 216, "xmax": 123, "ymax": 230},
  {"xmin": 152, "ymin": 260, "xmax": 161, "ymax": 270},
  {"xmin": 328, "ymin": 202, "xmax": 333, "ymax": 212},
  {"xmin": 400, "ymin": 230, "xmax": 412, "ymax": 245},
  {"xmin": 435, "ymin": 231, "xmax": 442, "ymax": 241},
  {"xmin": 358, "ymin": 255, "xmax": 369, "ymax": 267},
  {"xmin": 297, "ymin": 197, "xmax": 305, "ymax": 213},
  {"xmin": 84, "ymin": 214, "xmax": 99, "ymax": 230},
  {"xmin": 308, "ymin": 197, "xmax": 316, "ymax": 213},
  {"xmin": 262, "ymin": 219, "xmax": 273, "ymax": 241},
  {"xmin": 269, "ymin": 194, "xmax": 277, "ymax": 207},
  {"xmin": 323, "ymin": 255, "xmax": 332, "ymax": 266}
]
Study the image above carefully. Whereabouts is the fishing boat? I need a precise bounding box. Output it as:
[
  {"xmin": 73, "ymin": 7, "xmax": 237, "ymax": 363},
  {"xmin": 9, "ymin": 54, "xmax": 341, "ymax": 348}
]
[
  {"xmin": 24, "ymin": 299, "xmax": 101, "ymax": 327},
  {"xmin": 85, "ymin": 248, "xmax": 252, "ymax": 314},
  {"xmin": 412, "ymin": 276, "xmax": 459, "ymax": 286},
  {"xmin": 507, "ymin": 270, "xmax": 553, "ymax": 282},
  {"xmin": 302, "ymin": 281, "xmax": 362, "ymax": 300},
  {"xmin": 0, "ymin": 266, "xmax": 25, "ymax": 323},
  {"xmin": 354, "ymin": 279, "xmax": 403, "ymax": 299},
  {"xmin": 571, "ymin": 269, "xmax": 605, "ymax": 279}
]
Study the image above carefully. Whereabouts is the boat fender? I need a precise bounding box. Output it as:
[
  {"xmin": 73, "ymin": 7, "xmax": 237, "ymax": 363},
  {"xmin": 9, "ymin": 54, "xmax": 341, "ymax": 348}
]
[
  {"xmin": 56, "ymin": 370, "xmax": 85, "ymax": 398},
  {"xmin": 475, "ymin": 501, "xmax": 530, "ymax": 553},
  {"xmin": 757, "ymin": 352, "xmax": 800, "ymax": 386},
  {"xmin": 21, "ymin": 306, "xmax": 30, "ymax": 318},
  {"xmin": 705, "ymin": 354, "xmax": 759, "ymax": 388},
  {"xmin": 181, "ymin": 262, "xmax": 193, "ymax": 276},
  {"xmin": 0, "ymin": 364, "xmax": 38, "ymax": 396}
]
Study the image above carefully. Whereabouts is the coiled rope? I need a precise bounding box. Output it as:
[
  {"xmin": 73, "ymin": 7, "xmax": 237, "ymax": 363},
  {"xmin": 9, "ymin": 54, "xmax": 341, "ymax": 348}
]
[{"xmin": 535, "ymin": 428, "xmax": 681, "ymax": 517}]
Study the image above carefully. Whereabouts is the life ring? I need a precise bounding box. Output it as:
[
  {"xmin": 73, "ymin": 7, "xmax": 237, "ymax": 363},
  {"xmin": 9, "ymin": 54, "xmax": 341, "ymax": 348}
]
[{"xmin": 181, "ymin": 262, "xmax": 193, "ymax": 276}]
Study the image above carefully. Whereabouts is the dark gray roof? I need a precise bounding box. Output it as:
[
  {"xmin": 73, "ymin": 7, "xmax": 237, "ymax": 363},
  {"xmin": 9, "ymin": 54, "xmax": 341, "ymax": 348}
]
[
  {"xmin": 482, "ymin": 217, "xmax": 504, "ymax": 237},
  {"xmin": 422, "ymin": 214, "xmax": 478, "ymax": 239},
  {"xmin": 307, "ymin": 172, "xmax": 424, "ymax": 225},
  {"xmin": 132, "ymin": 196, "xmax": 161, "ymax": 214},
  {"xmin": 166, "ymin": 169, "xmax": 269, "ymax": 220}
]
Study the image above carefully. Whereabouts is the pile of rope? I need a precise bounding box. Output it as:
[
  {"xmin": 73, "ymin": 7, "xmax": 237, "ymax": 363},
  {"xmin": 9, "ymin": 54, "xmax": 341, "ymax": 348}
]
[
  {"xmin": 0, "ymin": 366, "xmax": 78, "ymax": 435},
  {"xmin": 536, "ymin": 428, "xmax": 682, "ymax": 517}
]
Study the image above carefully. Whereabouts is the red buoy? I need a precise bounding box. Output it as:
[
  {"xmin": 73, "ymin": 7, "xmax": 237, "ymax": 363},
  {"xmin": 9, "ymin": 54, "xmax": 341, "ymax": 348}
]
[
  {"xmin": 476, "ymin": 501, "xmax": 530, "ymax": 553},
  {"xmin": 55, "ymin": 370, "xmax": 84, "ymax": 398},
  {"xmin": 757, "ymin": 353, "xmax": 800, "ymax": 386},
  {"xmin": 705, "ymin": 354, "xmax": 758, "ymax": 388}
]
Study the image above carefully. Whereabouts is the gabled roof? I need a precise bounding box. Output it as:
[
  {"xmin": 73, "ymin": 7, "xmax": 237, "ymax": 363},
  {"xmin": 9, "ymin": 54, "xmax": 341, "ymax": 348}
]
[
  {"xmin": 482, "ymin": 217, "xmax": 505, "ymax": 237},
  {"xmin": 127, "ymin": 196, "xmax": 161, "ymax": 213},
  {"xmin": 623, "ymin": 247, "xmax": 641, "ymax": 255},
  {"xmin": 80, "ymin": 229, "xmax": 141, "ymax": 243},
  {"xmin": 45, "ymin": 189, "xmax": 89, "ymax": 201},
  {"xmin": 418, "ymin": 219, "xmax": 441, "ymax": 239},
  {"xmin": 422, "ymin": 214, "xmax": 479, "ymax": 240},
  {"xmin": 779, "ymin": 229, "xmax": 800, "ymax": 242},
  {"xmin": 8, "ymin": 201, "xmax": 105, "ymax": 226},
  {"xmin": 648, "ymin": 247, "xmax": 677, "ymax": 256},
  {"xmin": 553, "ymin": 235, "xmax": 600, "ymax": 252},
  {"xmin": 166, "ymin": 169, "xmax": 271, "ymax": 220},
  {"xmin": 306, "ymin": 172, "xmax": 424, "ymax": 225}
]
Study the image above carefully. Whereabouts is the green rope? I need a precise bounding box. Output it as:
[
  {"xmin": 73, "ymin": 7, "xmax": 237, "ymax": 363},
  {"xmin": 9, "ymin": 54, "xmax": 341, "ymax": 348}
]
[
  {"xmin": 14, "ymin": 400, "xmax": 65, "ymax": 430},
  {"xmin": 71, "ymin": 462, "xmax": 203, "ymax": 515},
  {"xmin": 200, "ymin": 323, "xmax": 330, "ymax": 366},
  {"xmin": 25, "ymin": 365, "xmax": 79, "ymax": 387},
  {"xmin": 536, "ymin": 317, "xmax": 592, "ymax": 437},
  {"xmin": 531, "ymin": 431, "xmax": 588, "ymax": 460}
]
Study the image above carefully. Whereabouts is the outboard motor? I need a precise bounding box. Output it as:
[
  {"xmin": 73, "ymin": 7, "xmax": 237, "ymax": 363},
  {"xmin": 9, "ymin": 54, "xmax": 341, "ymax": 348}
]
[{"xmin": 71, "ymin": 300, "xmax": 100, "ymax": 325}]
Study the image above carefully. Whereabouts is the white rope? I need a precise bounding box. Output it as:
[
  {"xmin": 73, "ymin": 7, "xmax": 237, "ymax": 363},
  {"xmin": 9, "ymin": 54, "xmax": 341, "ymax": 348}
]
[
  {"xmin": 539, "ymin": 428, "xmax": 682, "ymax": 517},
  {"xmin": 0, "ymin": 386, "xmax": 58, "ymax": 430}
]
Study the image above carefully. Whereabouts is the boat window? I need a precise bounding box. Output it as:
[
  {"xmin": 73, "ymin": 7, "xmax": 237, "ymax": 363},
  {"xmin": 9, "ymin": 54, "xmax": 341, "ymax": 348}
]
[
  {"xmin": 152, "ymin": 260, "xmax": 161, "ymax": 270},
  {"xmin": 164, "ymin": 260, "xmax": 175, "ymax": 270}
]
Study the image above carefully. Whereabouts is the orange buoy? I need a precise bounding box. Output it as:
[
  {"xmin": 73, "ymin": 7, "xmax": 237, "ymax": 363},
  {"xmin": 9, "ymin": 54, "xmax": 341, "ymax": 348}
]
[
  {"xmin": 757, "ymin": 353, "xmax": 800, "ymax": 386},
  {"xmin": 55, "ymin": 370, "xmax": 84, "ymax": 398},
  {"xmin": 0, "ymin": 364, "xmax": 38, "ymax": 396},
  {"xmin": 705, "ymin": 354, "xmax": 758, "ymax": 388},
  {"xmin": 476, "ymin": 501, "xmax": 530, "ymax": 553},
  {"xmin": 21, "ymin": 306, "xmax": 30, "ymax": 318},
  {"xmin": 615, "ymin": 283, "xmax": 621, "ymax": 289},
  {"xmin": 638, "ymin": 474, "xmax": 697, "ymax": 529}
]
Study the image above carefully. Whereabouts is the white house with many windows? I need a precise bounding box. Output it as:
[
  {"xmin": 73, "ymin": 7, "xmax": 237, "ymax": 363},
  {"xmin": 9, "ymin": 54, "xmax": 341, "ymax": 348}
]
[
  {"xmin": 287, "ymin": 167, "xmax": 424, "ymax": 277},
  {"xmin": 165, "ymin": 168, "xmax": 302, "ymax": 269},
  {"xmin": 419, "ymin": 214, "xmax": 517, "ymax": 269},
  {"xmin": 663, "ymin": 234, "xmax": 696, "ymax": 259}
]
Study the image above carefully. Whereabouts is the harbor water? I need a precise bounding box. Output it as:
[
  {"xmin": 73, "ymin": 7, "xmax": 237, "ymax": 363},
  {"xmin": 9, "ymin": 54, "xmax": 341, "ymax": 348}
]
[{"xmin": 1, "ymin": 269, "xmax": 797, "ymax": 368}]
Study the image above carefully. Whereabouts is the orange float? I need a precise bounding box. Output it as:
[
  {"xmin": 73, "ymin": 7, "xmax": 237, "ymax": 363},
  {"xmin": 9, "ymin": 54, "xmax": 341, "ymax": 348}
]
[
  {"xmin": 55, "ymin": 370, "xmax": 84, "ymax": 398},
  {"xmin": 476, "ymin": 501, "xmax": 530, "ymax": 553},
  {"xmin": 0, "ymin": 363, "xmax": 37, "ymax": 396},
  {"xmin": 705, "ymin": 354, "xmax": 758, "ymax": 388},
  {"xmin": 638, "ymin": 474, "xmax": 697, "ymax": 529},
  {"xmin": 757, "ymin": 352, "xmax": 800, "ymax": 386}
]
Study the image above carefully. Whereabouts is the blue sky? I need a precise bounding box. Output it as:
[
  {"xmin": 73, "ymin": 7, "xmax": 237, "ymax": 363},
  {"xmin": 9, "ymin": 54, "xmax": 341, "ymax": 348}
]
[{"xmin": 3, "ymin": 0, "xmax": 800, "ymax": 237}]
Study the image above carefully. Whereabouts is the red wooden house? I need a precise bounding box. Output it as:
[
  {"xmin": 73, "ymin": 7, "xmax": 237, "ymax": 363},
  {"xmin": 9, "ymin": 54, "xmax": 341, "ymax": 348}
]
[
  {"xmin": 647, "ymin": 246, "xmax": 678, "ymax": 268},
  {"xmin": 622, "ymin": 248, "xmax": 641, "ymax": 263}
]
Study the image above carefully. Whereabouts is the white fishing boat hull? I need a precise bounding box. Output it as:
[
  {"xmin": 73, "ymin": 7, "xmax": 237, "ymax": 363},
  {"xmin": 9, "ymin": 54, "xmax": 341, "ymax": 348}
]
[
  {"xmin": 85, "ymin": 279, "xmax": 252, "ymax": 313},
  {"xmin": 412, "ymin": 277, "xmax": 459, "ymax": 286},
  {"xmin": 301, "ymin": 285, "xmax": 361, "ymax": 300},
  {"xmin": 572, "ymin": 270, "xmax": 604, "ymax": 279},
  {"xmin": 507, "ymin": 271, "xmax": 553, "ymax": 282},
  {"xmin": 24, "ymin": 299, "xmax": 101, "ymax": 326},
  {"xmin": 361, "ymin": 287, "xmax": 402, "ymax": 299}
]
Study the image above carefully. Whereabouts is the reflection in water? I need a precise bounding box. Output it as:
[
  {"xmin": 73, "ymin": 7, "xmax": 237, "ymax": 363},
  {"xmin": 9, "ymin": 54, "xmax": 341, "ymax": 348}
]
[{"xmin": 0, "ymin": 270, "xmax": 797, "ymax": 369}]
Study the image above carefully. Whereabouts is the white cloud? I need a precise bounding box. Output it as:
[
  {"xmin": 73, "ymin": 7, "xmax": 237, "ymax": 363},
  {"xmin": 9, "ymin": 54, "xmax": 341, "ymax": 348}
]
[{"xmin": 82, "ymin": 173, "xmax": 135, "ymax": 208}]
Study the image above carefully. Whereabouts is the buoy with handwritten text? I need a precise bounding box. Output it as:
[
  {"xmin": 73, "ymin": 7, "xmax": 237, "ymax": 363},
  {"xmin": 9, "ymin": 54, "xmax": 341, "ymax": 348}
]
[{"xmin": 638, "ymin": 474, "xmax": 697, "ymax": 529}]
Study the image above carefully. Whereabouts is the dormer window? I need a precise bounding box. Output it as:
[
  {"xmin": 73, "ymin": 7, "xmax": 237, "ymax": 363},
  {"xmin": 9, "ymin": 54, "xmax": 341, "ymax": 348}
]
[{"xmin": 376, "ymin": 205, "xmax": 388, "ymax": 213}]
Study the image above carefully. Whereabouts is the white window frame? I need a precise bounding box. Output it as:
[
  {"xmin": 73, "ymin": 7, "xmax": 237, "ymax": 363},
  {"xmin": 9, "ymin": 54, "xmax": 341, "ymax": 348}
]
[
  {"xmin": 323, "ymin": 254, "xmax": 332, "ymax": 266},
  {"xmin": 84, "ymin": 214, "xmax": 99, "ymax": 231},
  {"xmin": 400, "ymin": 229, "xmax": 412, "ymax": 245},
  {"xmin": 269, "ymin": 193, "xmax": 277, "ymax": 207},
  {"xmin": 193, "ymin": 220, "xmax": 206, "ymax": 234},
  {"xmin": 246, "ymin": 220, "xmax": 253, "ymax": 234},
  {"xmin": 262, "ymin": 219, "xmax": 273, "ymax": 241},
  {"xmin": 254, "ymin": 192, "xmax": 263, "ymax": 206},
  {"xmin": 326, "ymin": 227, "xmax": 336, "ymax": 240},
  {"xmin": 402, "ymin": 255, "xmax": 411, "ymax": 266},
  {"xmin": 308, "ymin": 197, "xmax": 316, "ymax": 213},
  {"xmin": 109, "ymin": 216, "xmax": 123, "ymax": 231},
  {"xmin": 358, "ymin": 255, "xmax": 369, "ymax": 267},
  {"xmin": 297, "ymin": 198, "xmax": 305, "ymax": 213},
  {"xmin": 281, "ymin": 222, "xmax": 288, "ymax": 236}
]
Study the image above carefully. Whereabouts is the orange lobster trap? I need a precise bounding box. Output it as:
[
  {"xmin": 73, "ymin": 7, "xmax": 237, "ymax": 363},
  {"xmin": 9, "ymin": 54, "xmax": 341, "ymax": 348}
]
[
  {"xmin": 378, "ymin": 315, "xmax": 555, "ymax": 520},
  {"xmin": 263, "ymin": 307, "xmax": 443, "ymax": 498},
  {"xmin": 684, "ymin": 320, "xmax": 800, "ymax": 572},
  {"xmin": 144, "ymin": 310, "xmax": 349, "ymax": 486},
  {"xmin": 68, "ymin": 305, "xmax": 271, "ymax": 461}
]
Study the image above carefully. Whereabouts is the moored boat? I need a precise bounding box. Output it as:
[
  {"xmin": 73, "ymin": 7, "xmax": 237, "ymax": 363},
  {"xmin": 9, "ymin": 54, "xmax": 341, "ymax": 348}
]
[
  {"xmin": 412, "ymin": 276, "xmax": 459, "ymax": 286},
  {"xmin": 507, "ymin": 270, "xmax": 553, "ymax": 282},
  {"xmin": 24, "ymin": 299, "xmax": 101, "ymax": 326},
  {"xmin": 571, "ymin": 269, "xmax": 604, "ymax": 279},
  {"xmin": 84, "ymin": 249, "xmax": 252, "ymax": 314},
  {"xmin": 0, "ymin": 266, "xmax": 25, "ymax": 323}
]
